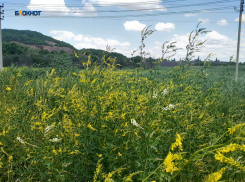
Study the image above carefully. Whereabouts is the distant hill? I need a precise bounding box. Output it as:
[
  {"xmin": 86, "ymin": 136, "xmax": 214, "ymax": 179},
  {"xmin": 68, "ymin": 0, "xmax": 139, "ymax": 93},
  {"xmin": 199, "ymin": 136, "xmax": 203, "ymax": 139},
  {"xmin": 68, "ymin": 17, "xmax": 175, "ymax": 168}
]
[
  {"xmin": 1, "ymin": 29, "xmax": 131, "ymax": 68},
  {"xmin": 2, "ymin": 29, "xmax": 77, "ymax": 54},
  {"xmin": 2, "ymin": 29, "xmax": 129, "ymax": 60}
]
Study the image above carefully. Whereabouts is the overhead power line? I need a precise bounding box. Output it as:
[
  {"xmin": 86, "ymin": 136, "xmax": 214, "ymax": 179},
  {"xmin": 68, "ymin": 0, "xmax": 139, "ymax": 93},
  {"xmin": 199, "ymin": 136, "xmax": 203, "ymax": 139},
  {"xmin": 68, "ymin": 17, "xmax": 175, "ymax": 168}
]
[
  {"xmin": 5, "ymin": 0, "xmax": 239, "ymax": 8},
  {"xmin": 33, "ymin": 6, "xmax": 237, "ymax": 18},
  {"xmin": 3, "ymin": 0, "xmax": 190, "ymax": 7},
  {"xmin": 11, "ymin": 0, "xmax": 238, "ymax": 14}
]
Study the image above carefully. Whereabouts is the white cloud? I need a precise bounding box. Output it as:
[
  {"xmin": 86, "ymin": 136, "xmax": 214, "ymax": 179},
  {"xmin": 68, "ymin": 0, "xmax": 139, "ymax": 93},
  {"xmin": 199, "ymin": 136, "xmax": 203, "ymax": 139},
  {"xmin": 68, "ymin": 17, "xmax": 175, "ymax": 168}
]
[
  {"xmin": 198, "ymin": 18, "xmax": 209, "ymax": 24},
  {"xmin": 217, "ymin": 19, "xmax": 228, "ymax": 26},
  {"xmin": 124, "ymin": 21, "xmax": 146, "ymax": 31},
  {"xmin": 27, "ymin": 0, "xmax": 70, "ymax": 16},
  {"xmin": 27, "ymin": 0, "xmax": 97, "ymax": 17},
  {"xmin": 107, "ymin": 39, "xmax": 130, "ymax": 47},
  {"xmin": 50, "ymin": 30, "xmax": 75, "ymax": 41},
  {"xmin": 74, "ymin": 34, "xmax": 84, "ymax": 42},
  {"xmin": 185, "ymin": 14, "xmax": 197, "ymax": 17},
  {"xmin": 70, "ymin": 3, "xmax": 97, "ymax": 17},
  {"xmin": 155, "ymin": 22, "xmax": 175, "ymax": 32},
  {"xmin": 74, "ymin": 43, "xmax": 97, "ymax": 49},
  {"xmin": 87, "ymin": 0, "xmax": 166, "ymax": 12},
  {"xmin": 235, "ymin": 14, "xmax": 245, "ymax": 22},
  {"xmin": 73, "ymin": 34, "xmax": 131, "ymax": 49}
]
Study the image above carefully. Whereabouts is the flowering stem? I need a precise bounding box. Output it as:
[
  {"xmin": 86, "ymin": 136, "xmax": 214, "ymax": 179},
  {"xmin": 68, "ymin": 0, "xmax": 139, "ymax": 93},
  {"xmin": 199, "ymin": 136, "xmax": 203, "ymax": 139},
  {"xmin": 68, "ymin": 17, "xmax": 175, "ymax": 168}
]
[
  {"xmin": 171, "ymin": 131, "xmax": 237, "ymax": 181},
  {"xmin": 171, "ymin": 144, "xmax": 225, "ymax": 181},
  {"xmin": 26, "ymin": 142, "xmax": 38, "ymax": 148}
]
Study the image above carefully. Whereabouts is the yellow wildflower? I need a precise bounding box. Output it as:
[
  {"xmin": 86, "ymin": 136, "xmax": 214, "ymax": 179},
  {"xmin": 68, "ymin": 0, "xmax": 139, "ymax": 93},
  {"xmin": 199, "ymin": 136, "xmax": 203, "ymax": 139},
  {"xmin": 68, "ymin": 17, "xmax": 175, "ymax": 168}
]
[
  {"xmin": 228, "ymin": 123, "xmax": 245, "ymax": 134},
  {"xmin": 58, "ymin": 147, "xmax": 62, "ymax": 154},
  {"xmin": 163, "ymin": 152, "xmax": 182, "ymax": 174},
  {"xmin": 88, "ymin": 124, "xmax": 97, "ymax": 131},
  {"xmin": 52, "ymin": 149, "xmax": 58, "ymax": 155},
  {"xmin": 93, "ymin": 158, "xmax": 103, "ymax": 182},
  {"xmin": 204, "ymin": 168, "xmax": 225, "ymax": 182},
  {"xmin": 6, "ymin": 87, "xmax": 11, "ymax": 91},
  {"xmin": 97, "ymin": 154, "xmax": 102, "ymax": 157},
  {"xmin": 118, "ymin": 152, "xmax": 122, "ymax": 156},
  {"xmin": 216, "ymin": 143, "xmax": 245, "ymax": 154},
  {"xmin": 123, "ymin": 171, "xmax": 143, "ymax": 182},
  {"xmin": 69, "ymin": 150, "xmax": 80, "ymax": 155},
  {"xmin": 74, "ymin": 133, "xmax": 80, "ymax": 137},
  {"xmin": 8, "ymin": 155, "xmax": 13, "ymax": 163},
  {"xmin": 171, "ymin": 134, "xmax": 183, "ymax": 151},
  {"xmin": 215, "ymin": 152, "xmax": 245, "ymax": 171},
  {"xmin": 24, "ymin": 80, "xmax": 33, "ymax": 86}
]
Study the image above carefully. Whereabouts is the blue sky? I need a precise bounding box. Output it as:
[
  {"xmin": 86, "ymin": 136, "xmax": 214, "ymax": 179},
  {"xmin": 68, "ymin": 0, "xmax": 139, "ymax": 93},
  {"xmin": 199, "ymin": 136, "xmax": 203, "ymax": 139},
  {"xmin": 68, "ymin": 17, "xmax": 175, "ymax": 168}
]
[{"xmin": 2, "ymin": 0, "xmax": 245, "ymax": 62}]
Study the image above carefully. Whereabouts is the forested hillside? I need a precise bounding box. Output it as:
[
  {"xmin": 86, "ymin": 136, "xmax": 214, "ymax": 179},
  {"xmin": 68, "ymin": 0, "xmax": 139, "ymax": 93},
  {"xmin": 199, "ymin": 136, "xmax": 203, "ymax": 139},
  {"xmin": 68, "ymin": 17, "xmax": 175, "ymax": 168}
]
[
  {"xmin": 2, "ymin": 29, "xmax": 76, "ymax": 49},
  {"xmin": 2, "ymin": 29, "xmax": 138, "ymax": 69}
]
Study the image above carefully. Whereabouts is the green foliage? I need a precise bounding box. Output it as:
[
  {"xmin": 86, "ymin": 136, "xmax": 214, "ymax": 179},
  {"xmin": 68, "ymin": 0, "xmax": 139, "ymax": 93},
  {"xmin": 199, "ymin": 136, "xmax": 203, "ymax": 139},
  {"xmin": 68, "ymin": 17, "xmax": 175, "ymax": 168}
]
[
  {"xmin": 2, "ymin": 42, "xmax": 75, "ymax": 69},
  {"xmin": 2, "ymin": 42, "xmax": 28, "ymax": 55},
  {"xmin": 0, "ymin": 64, "xmax": 245, "ymax": 181},
  {"xmin": 131, "ymin": 56, "xmax": 143, "ymax": 67},
  {"xmin": 2, "ymin": 29, "xmax": 76, "ymax": 49}
]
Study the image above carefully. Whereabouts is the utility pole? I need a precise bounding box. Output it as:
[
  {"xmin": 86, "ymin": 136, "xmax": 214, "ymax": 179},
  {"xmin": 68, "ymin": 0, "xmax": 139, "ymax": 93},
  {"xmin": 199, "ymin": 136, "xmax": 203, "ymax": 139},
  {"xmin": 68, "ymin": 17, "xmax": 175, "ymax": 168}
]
[
  {"xmin": 0, "ymin": 4, "xmax": 4, "ymax": 72},
  {"xmin": 235, "ymin": 0, "xmax": 244, "ymax": 82}
]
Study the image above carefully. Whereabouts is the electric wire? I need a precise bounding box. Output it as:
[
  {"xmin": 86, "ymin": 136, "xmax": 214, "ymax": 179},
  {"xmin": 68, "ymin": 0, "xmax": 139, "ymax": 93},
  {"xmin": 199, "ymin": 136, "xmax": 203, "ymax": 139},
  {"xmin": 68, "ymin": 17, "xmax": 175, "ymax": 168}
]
[
  {"xmin": 2, "ymin": 0, "xmax": 241, "ymax": 22},
  {"xmin": 4, "ymin": 0, "xmax": 239, "ymax": 8},
  {"xmin": 11, "ymin": 0, "xmax": 238, "ymax": 14}
]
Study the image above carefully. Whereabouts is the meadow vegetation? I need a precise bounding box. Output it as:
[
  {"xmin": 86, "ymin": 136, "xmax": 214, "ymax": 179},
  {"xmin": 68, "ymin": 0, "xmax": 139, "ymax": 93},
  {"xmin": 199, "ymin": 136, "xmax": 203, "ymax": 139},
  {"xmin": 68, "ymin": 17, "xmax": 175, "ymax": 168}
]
[{"xmin": 0, "ymin": 22, "xmax": 245, "ymax": 181}]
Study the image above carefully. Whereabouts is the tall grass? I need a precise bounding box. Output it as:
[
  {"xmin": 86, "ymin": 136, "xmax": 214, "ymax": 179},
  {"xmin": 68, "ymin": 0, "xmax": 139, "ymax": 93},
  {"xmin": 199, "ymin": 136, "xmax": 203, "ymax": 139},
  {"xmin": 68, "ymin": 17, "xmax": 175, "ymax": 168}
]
[{"xmin": 0, "ymin": 22, "xmax": 245, "ymax": 181}]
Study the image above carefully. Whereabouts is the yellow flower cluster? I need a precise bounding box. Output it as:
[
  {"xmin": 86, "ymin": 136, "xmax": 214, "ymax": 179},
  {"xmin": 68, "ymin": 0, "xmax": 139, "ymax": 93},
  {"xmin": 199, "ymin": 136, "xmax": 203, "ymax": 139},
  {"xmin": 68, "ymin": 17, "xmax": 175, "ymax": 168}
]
[
  {"xmin": 171, "ymin": 134, "xmax": 183, "ymax": 151},
  {"xmin": 88, "ymin": 124, "xmax": 97, "ymax": 131},
  {"xmin": 215, "ymin": 153, "xmax": 245, "ymax": 171},
  {"xmin": 228, "ymin": 123, "xmax": 245, "ymax": 134},
  {"xmin": 204, "ymin": 167, "xmax": 225, "ymax": 182},
  {"xmin": 215, "ymin": 143, "xmax": 245, "ymax": 171},
  {"xmin": 93, "ymin": 158, "xmax": 104, "ymax": 182},
  {"xmin": 163, "ymin": 152, "xmax": 182, "ymax": 174},
  {"xmin": 5, "ymin": 87, "xmax": 11, "ymax": 91},
  {"xmin": 216, "ymin": 143, "xmax": 245, "ymax": 153}
]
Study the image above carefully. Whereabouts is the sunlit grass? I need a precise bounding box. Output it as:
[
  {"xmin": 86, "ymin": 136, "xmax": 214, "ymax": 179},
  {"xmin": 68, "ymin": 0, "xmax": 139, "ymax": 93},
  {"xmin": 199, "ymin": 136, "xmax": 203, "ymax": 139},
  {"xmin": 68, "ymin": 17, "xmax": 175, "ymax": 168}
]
[
  {"xmin": 0, "ymin": 21, "xmax": 245, "ymax": 181},
  {"xmin": 0, "ymin": 63, "xmax": 245, "ymax": 181}
]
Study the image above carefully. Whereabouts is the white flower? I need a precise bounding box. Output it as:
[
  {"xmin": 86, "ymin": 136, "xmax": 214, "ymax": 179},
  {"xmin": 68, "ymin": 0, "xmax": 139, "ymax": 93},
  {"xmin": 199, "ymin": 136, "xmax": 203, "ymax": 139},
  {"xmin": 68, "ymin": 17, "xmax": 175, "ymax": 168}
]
[
  {"xmin": 16, "ymin": 137, "xmax": 26, "ymax": 144},
  {"xmin": 162, "ymin": 104, "xmax": 175, "ymax": 111},
  {"xmin": 45, "ymin": 125, "xmax": 55, "ymax": 133},
  {"xmin": 152, "ymin": 91, "xmax": 158, "ymax": 98},
  {"xmin": 49, "ymin": 138, "xmax": 62, "ymax": 142},
  {"xmin": 236, "ymin": 156, "xmax": 243, "ymax": 162},
  {"xmin": 131, "ymin": 119, "xmax": 144, "ymax": 129},
  {"xmin": 162, "ymin": 88, "xmax": 169, "ymax": 96},
  {"xmin": 131, "ymin": 119, "xmax": 138, "ymax": 126}
]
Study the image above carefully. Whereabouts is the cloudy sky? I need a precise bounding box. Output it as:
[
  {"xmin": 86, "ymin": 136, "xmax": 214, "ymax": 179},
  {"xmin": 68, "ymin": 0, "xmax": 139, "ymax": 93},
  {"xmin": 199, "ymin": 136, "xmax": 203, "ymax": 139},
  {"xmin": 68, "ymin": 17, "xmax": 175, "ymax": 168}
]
[{"xmin": 3, "ymin": 0, "xmax": 245, "ymax": 62}]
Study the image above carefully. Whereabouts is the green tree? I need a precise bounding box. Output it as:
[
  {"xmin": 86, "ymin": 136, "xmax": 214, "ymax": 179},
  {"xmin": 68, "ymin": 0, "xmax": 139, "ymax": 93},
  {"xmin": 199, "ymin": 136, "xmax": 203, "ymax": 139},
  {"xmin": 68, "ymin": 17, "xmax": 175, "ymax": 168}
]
[{"xmin": 131, "ymin": 56, "xmax": 143, "ymax": 67}]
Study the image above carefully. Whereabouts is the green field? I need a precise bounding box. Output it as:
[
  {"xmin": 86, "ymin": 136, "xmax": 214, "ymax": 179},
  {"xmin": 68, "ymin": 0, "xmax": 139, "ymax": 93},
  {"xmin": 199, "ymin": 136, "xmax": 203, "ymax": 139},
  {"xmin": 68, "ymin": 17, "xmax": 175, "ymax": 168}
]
[{"xmin": 0, "ymin": 64, "xmax": 245, "ymax": 181}]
